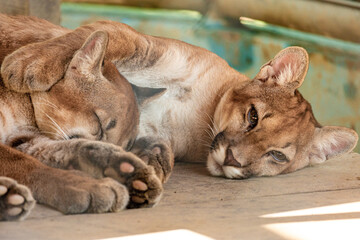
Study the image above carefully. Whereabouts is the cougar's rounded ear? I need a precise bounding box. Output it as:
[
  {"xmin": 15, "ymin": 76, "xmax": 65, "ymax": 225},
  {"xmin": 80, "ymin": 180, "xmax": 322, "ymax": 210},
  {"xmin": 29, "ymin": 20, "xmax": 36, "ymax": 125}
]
[
  {"xmin": 67, "ymin": 31, "xmax": 109, "ymax": 80},
  {"xmin": 308, "ymin": 126, "xmax": 358, "ymax": 165},
  {"xmin": 254, "ymin": 47, "xmax": 309, "ymax": 92}
]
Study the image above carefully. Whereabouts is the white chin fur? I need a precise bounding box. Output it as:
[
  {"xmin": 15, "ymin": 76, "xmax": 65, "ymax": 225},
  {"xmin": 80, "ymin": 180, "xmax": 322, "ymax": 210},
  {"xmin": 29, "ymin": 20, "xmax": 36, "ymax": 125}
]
[
  {"xmin": 222, "ymin": 166, "xmax": 244, "ymax": 179},
  {"xmin": 207, "ymin": 146, "xmax": 245, "ymax": 179}
]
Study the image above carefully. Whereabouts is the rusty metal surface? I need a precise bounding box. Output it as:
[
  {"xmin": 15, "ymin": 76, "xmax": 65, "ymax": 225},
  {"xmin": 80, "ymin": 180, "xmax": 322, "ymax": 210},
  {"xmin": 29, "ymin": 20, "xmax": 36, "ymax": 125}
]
[{"xmin": 61, "ymin": 3, "xmax": 360, "ymax": 151}]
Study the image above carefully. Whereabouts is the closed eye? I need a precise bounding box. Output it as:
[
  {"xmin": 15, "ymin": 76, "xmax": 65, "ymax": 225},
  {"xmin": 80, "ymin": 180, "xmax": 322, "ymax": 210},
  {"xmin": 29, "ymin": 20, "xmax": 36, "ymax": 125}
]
[
  {"xmin": 68, "ymin": 134, "xmax": 82, "ymax": 139},
  {"xmin": 106, "ymin": 119, "xmax": 117, "ymax": 130},
  {"xmin": 94, "ymin": 112, "xmax": 104, "ymax": 140}
]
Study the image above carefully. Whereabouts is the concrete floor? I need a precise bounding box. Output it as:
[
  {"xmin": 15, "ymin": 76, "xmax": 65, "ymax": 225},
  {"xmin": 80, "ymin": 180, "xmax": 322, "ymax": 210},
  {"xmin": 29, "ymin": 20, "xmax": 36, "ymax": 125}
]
[{"xmin": 1, "ymin": 153, "xmax": 360, "ymax": 240}]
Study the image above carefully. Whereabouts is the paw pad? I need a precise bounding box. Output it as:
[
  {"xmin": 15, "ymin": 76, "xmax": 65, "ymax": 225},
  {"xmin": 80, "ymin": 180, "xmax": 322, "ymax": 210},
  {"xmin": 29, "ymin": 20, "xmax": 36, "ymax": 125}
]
[
  {"xmin": 0, "ymin": 185, "xmax": 7, "ymax": 196},
  {"xmin": 8, "ymin": 194, "xmax": 25, "ymax": 205},
  {"xmin": 120, "ymin": 162, "xmax": 135, "ymax": 173},
  {"xmin": 0, "ymin": 178, "xmax": 35, "ymax": 221},
  {"xmin": 7, "ymin": 207, "xmax": 23, "ymax": 217},
  {"xmin": 131, "ymin": 196, "xmax": 145, "ymax": 204},
  {"xmin": 132, "ymin": 180, "xmax": 148, "ymax": 191},
  {"xmin": 96, "ymin": 150, "xmax": 163, "ymax": 209}
]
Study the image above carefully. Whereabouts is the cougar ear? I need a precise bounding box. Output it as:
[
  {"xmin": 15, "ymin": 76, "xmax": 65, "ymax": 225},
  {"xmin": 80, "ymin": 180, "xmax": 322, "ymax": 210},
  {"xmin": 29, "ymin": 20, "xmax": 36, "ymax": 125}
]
[
  {"xmin": 308, "ymin": 126, "xmax": 358, "ymax": 164},
  {"xmin": 67, "ymin": 31, "xmax": 109, "ymax": 79},
  {"xmin": 255, "ymin": 47, "xmax": 309, "ymax": 91}
]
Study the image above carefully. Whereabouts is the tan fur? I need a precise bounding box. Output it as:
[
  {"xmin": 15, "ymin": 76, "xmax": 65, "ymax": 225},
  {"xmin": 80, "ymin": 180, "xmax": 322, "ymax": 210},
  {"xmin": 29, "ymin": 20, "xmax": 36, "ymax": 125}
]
[
  {"xmin": 0, "ymin": 14, "xmax": 163, "ymax": 221},
  {"xmin": 208, "ymin": 48, "xmax": 358, "ymax": 178},
  {"xmin": 0, "ymin": 16, "xmax": 358, "ymax": 202}
]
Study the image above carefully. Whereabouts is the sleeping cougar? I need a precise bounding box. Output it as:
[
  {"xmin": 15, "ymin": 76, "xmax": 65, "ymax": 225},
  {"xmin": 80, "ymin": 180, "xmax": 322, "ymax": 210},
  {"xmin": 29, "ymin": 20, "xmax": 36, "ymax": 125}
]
[{"xmin": 0, "ymin": 14, "xmax": 162, "ymax": 221}]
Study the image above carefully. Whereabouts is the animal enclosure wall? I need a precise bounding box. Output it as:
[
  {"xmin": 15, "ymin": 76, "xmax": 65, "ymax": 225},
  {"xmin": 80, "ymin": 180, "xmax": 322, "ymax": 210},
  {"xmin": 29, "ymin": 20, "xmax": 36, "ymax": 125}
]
[
  {"xmin": 60, "ymin": 2, "xmax": 360, "ymax": 152},
  {"xmin": 0, "ymin": 0, "xmax": 60, "ymax": 24}
]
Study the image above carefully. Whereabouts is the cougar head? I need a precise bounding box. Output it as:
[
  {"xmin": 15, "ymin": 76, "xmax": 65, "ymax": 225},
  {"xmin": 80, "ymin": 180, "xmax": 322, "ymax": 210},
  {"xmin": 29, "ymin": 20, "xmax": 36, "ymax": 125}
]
[
  {"xmin": 207, "ymin": 47, "xmax": 358, "ymax": 179},
  {"xmin": 31, "ymin": 31, "xmax": 139, "ymax": 149}
]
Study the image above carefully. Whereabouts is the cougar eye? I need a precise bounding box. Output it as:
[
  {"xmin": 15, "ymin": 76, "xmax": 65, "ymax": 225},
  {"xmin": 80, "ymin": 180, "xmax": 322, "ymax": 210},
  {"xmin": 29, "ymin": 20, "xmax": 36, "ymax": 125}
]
[
  {"xmin": 246, "ymin": 105, "xmax": 258, "ymax": 131},
  {"xmin": 105, "ymin": 119, "xmax": 117, "ymax": 130},
  {"xmin": 68, "ymin": 134, "xmax": 81, "ymax": 139},
  {"xmin": 269, "ymin": 151, "xmax": 288, "ymax": 163}
]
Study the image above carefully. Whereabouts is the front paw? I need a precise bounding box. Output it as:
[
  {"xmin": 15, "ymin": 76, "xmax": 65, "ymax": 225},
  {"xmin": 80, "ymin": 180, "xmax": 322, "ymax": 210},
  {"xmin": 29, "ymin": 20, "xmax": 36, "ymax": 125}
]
[
  {"xmin": 101, "ymin": 152, "xmax": 163, "ymax": 209},
  {"xmin": 74, "ymin": 142, "xmax": 163, "ymax": 208},
  {"xmin": 131, "ymin": 137, "xmax": 174, "ymax": 183},
  {"xmin": 33, "ymin": 169, "xmax": 129, "ymax": 214},
  {"xmin": 0, "ymin": 177, "xmax": 35, "ymax": 221},
  {"xmin": 1, "ymin": 42, "xmax": 66, "ymax": 93}
]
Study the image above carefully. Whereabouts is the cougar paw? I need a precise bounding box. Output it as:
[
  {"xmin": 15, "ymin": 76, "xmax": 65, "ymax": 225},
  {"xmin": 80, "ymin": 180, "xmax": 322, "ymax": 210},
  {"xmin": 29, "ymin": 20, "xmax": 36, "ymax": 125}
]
[
  {"xmin": 103, "ymin": 152, "xmax": 163, "ymax": 209},
  {"xmin": 132, "ymin": 138, "xmax": 174, "ymax": 183},
  {"xmin": 2, "ymin": 49, "xmax": 36, "ymax": 92},
  {"xmin": 52, "ymin": 170, "xmax": 129, "ymax": 214},
  {"xmin": 0, "ymin": 177, "xmax": 35, "ymax": 221},
  {"xmin": 1, "ymin": 43, "xmax": 65, "ymax": 92}
]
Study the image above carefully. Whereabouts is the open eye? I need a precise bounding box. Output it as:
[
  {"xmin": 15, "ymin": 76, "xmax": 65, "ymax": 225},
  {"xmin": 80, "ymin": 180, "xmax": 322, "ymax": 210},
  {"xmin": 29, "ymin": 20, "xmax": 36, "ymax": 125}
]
[
  {"xmin": 269, "ymin": 151, "xmax": 288, "ymax": 163},
  {"xmin": 246, "ymin": 105, "xmax": 258, "ymax": 131}
]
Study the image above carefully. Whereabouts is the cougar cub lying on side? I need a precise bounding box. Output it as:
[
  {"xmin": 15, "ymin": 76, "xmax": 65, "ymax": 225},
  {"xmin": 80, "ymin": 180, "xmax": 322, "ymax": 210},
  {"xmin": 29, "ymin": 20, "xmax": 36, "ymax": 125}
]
[{"xmin": 0, "ymin": 15, "xmax": 163, "ymax": 221}]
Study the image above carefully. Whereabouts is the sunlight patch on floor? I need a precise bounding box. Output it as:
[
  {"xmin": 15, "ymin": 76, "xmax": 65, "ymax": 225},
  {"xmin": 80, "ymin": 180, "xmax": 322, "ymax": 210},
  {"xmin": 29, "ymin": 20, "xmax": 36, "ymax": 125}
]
[
  {"xmin": 261, "ymin": 201, "xmax": 360, "ymax": 218},
  {"xmin": 261, "ymin": 201, "xmax": 360, "ymax": 239},
  {"xmin": 263, "ymin": 219, "xmax": 360, "ymax": 240},
  {"xmin": 96, "ymin": 229, "xmax": 214, "ymax": 240}
]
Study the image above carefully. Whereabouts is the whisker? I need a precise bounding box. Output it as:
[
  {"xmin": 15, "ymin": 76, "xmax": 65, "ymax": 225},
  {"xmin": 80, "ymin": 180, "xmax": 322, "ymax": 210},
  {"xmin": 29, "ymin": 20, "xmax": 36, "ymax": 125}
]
[
  {"xmin": 194, "ymin": 110, "xmax": 220, "ymax": 141},
  {"xmin": 204, "ymin": 128, "xmax": 214, "ymax": 139},
  {"xmin": 36, "ymin": 97, "xmax": 59, "ymax": 110},
  {"xmin": 37, "ymin": 120, "xmax": 65, "ymax": 140},
  {"xmin": 44, "ymin": 113, "xmax": 69, "ymax": 140},
  {"xmin": 35, "ymin": 111, "xmax": 63, "ymax": 139},
  {"xmin": 34, "ymin": 102, "xmax": 58, "ymax": 110},
  {"xmin": 39, "ymin": 130, "xmax": 61, "ymax": 139},
  {"xmin": 197, "ymin": 139, "xmax": 212, "ymax": 149},
  {"xmin": 204, "ymin": 112, "xmax": 220, "ymax": 135},
  {"xmin": 34, "ymin": 107, "xmax": 70, "ymax": 141},
  {"xmin": 207, "ymin": 123, "xmax": 216, "ymax": 137}
]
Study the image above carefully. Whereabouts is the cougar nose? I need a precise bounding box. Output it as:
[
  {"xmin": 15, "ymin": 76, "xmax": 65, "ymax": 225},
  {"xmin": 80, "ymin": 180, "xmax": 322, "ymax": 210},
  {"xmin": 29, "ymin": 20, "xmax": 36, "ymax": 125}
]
[{"xmin": 224, "ymin": 148, "xmax": 241, "ymax": 167}]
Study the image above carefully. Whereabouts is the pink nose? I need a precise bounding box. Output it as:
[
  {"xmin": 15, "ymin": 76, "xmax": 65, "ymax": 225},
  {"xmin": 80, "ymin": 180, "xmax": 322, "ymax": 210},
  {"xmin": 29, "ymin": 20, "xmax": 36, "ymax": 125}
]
[{"xmin": 224, "ymin": 148, "xmax": 241, "ymax": 167}]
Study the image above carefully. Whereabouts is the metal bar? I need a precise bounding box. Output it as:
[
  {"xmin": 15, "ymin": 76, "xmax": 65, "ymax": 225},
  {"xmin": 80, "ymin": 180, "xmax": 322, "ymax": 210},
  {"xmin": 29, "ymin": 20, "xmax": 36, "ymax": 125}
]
[
  {"xmin": 62, "ymin": 0, "xmax": 210, "ymax": 13},
  {"xmin": 215, "ymin": 0, "xmax": 360, "ymax": 43}
]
